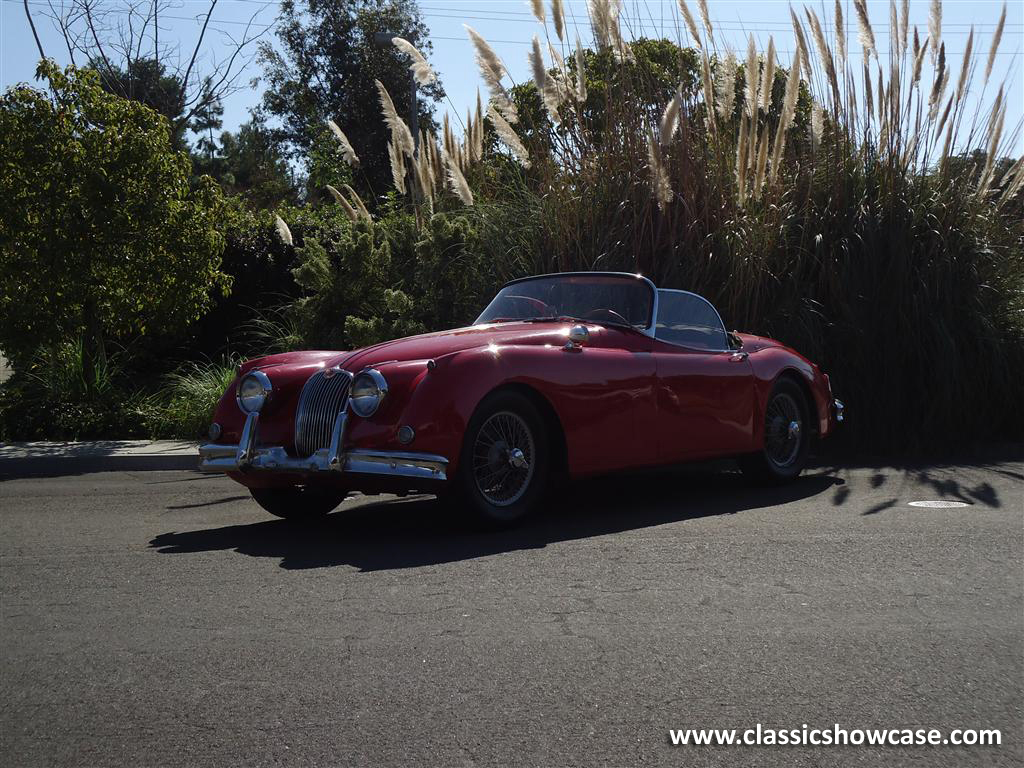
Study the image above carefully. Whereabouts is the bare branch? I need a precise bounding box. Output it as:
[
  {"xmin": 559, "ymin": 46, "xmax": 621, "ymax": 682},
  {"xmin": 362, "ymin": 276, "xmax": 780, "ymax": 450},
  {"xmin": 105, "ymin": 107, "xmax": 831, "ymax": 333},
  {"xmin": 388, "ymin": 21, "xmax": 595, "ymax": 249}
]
[
  {"xmin": 24, "ymin": 0, "xmax": 47, "ymax": 61},
  {"xmin": 181, "ymin": 0, "xmax": 218, "ymax": 102}
]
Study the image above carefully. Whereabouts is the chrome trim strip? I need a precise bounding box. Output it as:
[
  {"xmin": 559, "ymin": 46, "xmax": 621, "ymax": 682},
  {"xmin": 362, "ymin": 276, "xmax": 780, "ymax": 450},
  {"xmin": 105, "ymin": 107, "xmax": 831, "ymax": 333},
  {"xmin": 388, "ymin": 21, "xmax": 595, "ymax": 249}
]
[
  {"xmin": 833, "ymin": 398, "xmax": 845, "ymax": 423},
  {"xmin": 198, "ymin": 407, "xmax": 447, "ymax": 482}
]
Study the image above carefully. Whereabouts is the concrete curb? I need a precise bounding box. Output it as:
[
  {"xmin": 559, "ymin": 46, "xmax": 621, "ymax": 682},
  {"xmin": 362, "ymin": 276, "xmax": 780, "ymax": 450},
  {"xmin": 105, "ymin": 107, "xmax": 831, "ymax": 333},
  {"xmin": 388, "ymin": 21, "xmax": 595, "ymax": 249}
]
[{"xmin": 0, "ymin": 441, "xmax": 199, "ymax": 478}]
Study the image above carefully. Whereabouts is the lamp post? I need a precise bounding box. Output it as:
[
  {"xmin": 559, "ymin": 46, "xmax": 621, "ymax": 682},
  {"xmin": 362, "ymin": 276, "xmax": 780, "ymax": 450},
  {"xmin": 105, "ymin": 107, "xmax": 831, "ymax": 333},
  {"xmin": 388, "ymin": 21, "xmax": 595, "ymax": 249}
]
[{"xmin": 373, "ymin": 32, "xmax": 419, "ymax": 152}]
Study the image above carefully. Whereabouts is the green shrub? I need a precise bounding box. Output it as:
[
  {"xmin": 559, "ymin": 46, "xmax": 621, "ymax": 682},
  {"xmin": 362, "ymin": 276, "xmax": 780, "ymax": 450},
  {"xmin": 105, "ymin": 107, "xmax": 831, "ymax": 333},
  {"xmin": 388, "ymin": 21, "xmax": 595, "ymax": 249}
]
[
  {"xmin": 138, "ymin": 357, "xmax": 240, "ymax": 439},
  {"xmin": 0, "ymin": 340, "xmax": 146, "ymax": 441}
]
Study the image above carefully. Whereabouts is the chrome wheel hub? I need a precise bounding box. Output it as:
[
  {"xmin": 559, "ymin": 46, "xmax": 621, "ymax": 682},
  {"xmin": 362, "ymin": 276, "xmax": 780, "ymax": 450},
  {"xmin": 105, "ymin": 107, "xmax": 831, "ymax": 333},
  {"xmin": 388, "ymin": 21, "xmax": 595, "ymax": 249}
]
[
  {"xmin": 472, "ymin": 411, "xmax": 536, "ymax": 507},
  {"xmin": 765, "ymin": 393, "xmax": 803, "ymax": 468}
]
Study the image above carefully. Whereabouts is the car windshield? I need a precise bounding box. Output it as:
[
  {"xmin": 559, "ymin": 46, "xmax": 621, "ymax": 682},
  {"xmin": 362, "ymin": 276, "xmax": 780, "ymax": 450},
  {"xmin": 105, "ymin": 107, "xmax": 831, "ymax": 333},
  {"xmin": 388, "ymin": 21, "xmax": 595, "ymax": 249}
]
[{"xmin": 475, "ymin": 274, "xmax": 654, "ymax": 330}]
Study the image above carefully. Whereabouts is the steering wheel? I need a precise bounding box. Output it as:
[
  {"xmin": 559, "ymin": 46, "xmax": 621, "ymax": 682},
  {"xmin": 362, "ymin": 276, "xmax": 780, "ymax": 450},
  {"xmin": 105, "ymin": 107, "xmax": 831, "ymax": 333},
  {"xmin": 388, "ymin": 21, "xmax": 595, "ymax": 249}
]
[{"xmin": 583, "ymin": 308, "xmax": 629, "ymax": 325}]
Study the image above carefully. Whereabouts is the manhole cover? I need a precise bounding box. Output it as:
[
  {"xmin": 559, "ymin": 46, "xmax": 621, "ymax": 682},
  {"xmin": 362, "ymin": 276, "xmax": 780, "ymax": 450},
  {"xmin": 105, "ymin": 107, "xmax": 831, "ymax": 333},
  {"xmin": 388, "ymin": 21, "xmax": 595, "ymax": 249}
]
[{"xmin": 907, "ymin": 500, "xmax": 971, "ymax": 508}]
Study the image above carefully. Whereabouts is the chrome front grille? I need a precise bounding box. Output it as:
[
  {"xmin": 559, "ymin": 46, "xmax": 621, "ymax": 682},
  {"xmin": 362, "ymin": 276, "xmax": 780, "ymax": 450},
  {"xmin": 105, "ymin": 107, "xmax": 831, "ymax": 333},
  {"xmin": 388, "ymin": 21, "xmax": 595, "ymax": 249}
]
[{"xmin": 294, "ymin": 368, "xmax": 351, "ymax": 457}]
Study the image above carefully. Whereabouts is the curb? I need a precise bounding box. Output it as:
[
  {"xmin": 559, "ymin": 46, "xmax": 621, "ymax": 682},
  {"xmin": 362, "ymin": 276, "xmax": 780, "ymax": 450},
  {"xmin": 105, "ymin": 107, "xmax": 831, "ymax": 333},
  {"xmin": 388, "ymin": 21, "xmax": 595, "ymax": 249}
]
[{"xmin": 0, "ymin": 442, "xmax": 199, "ymax": 479}]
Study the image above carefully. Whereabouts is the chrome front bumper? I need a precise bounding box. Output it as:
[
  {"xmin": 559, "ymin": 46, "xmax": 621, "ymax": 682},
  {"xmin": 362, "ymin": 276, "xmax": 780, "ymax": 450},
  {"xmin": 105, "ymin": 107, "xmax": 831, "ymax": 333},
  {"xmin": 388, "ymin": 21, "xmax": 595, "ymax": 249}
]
[{"xmin": 198, "ymin": 411, "xmax": 448, "ymax": 482}]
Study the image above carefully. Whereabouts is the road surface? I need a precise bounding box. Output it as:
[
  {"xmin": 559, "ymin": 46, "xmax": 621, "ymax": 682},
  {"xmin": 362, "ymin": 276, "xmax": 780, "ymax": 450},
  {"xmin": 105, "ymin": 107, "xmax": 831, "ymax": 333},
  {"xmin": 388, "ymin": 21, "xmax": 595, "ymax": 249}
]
[{"xmin": 1, "ymin": 461, "xmax": 1021, "ymax": 766}]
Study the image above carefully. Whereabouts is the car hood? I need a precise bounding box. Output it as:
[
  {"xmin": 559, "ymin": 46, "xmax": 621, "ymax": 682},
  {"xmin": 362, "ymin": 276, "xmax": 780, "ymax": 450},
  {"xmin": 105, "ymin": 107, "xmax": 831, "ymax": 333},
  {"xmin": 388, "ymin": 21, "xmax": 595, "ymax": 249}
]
[
  {"xmin": 241, "ymin": 322, "xmax": 574, "ymax": 376},
  {"xmin": 340, "ymin": 322, "xmax": 573, "ymax": 370}
]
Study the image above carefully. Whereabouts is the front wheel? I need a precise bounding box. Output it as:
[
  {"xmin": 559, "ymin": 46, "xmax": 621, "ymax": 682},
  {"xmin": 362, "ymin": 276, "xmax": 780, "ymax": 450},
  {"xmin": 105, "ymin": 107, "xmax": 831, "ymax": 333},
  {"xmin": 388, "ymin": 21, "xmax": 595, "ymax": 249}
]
[
  {"xmin": 456, "ymin": 390, "xmax": 550, "ymax": 526},
  {"xmin": 249, "ymin": 486, "xmax": 348, "ymax": 520},
  {"xmin": 739, "ymin": 378, "xmax": 811, "ymax": 484}
]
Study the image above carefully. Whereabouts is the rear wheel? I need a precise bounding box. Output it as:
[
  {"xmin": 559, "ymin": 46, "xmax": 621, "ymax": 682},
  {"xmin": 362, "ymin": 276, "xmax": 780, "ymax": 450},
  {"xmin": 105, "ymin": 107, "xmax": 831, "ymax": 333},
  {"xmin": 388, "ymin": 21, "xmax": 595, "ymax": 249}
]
[
  {"xmin": 740, "ymin": 378, "xmax": 811, "ymax": 483},
  {"xmin": 456, "ymin": 390, "xmax": 549, "ymax": 526},
  {"xmin": 249, "ymin": 486, "xmax": 348, "ymax": 520}
]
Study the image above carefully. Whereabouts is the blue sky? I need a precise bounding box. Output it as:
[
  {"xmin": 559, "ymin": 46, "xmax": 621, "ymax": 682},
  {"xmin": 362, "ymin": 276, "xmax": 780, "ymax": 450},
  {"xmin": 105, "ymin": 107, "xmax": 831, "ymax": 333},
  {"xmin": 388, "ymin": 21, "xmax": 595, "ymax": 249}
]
[{"xmin": 2, "ymin": 0, "xmax": 1021, "ymax": 153}]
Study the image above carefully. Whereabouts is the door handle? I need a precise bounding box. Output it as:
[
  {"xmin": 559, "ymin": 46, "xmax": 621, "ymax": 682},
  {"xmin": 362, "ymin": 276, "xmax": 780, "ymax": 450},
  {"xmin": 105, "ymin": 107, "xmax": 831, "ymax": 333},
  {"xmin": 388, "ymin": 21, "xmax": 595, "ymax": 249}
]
[{"xmin": 730, "ymin": 351, "xmax": 748, "ymax": 361}]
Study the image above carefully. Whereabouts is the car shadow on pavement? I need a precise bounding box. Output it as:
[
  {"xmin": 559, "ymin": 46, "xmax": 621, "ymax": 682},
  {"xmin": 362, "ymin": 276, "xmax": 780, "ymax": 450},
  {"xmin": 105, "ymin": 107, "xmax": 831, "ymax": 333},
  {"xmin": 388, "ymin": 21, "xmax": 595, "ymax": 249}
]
[{"xmin": 149, "ymin": 469, "xmax": 841, "ymax": 571}]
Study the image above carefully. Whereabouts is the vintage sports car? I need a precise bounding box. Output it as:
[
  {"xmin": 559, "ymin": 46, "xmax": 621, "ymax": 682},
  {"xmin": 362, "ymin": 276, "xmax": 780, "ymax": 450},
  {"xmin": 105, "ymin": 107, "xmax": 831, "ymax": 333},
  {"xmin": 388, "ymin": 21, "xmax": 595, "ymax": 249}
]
[{"xmin": 200, "ymin": 272, "xmax": 843, "ymax": 524}]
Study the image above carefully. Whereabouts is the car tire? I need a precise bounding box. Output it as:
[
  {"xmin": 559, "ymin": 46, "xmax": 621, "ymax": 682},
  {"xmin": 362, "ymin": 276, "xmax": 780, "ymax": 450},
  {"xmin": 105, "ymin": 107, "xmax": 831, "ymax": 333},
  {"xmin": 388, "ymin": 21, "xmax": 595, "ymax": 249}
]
[
  {"xmin": 456, "ymin": 390, "xmax": 550, "ymax": 526},
  {"xmin": 739, "ymin": 377, "xmax": 811, "ymax": 484},
  {"xmin": 249, "ymin": 486, "xmax": 348, "ymax": 520}
]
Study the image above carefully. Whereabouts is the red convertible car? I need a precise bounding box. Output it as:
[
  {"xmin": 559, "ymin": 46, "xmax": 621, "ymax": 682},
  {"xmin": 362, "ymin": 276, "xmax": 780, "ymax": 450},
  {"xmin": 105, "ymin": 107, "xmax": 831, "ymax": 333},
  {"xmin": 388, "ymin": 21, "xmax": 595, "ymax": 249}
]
[{"xmin": 200, "ymin": 272, "xmax": 843, "ymax": 524}]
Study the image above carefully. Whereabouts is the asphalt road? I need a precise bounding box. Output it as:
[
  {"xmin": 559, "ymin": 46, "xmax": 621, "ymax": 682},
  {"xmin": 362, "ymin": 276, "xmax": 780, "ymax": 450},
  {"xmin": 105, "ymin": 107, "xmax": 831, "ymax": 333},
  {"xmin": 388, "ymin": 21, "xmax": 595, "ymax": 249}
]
[{"xmin": 1, "ymin": 461, "xmax": 1022, "ymax": 767}]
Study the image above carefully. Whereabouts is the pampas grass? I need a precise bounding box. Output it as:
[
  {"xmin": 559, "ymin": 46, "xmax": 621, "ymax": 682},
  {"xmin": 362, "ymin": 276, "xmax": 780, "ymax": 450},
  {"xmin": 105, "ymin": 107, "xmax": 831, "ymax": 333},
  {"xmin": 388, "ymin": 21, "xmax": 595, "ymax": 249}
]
[
  {"xmin": 647, "ymin": 132, "xmax": 672, "ymax": 209},
  {"xmin": 375, "ymin": 80, "xmax": 414, "ymax": 157},
  {"xmin": 530, "ymin": 0, "xmax": 545, "ymax": 25},
  {"xmin": 985, "ymin": 2, "xmax": 1006, "ymax": 83},
  {"xmin": 392, "ymin": 37, "xmax": 437, "ymax": 86},
  {"xmin": 326, "ymin": 184, "xmax": 359, "ymax": 222},
  {"xmin": 758, "ymin": 38, "xmax": 776, "ymax": 113},
  {"xmin": 530, "ymin": 36, "xmax": 547, "ymax": 90},
  {"xmin": 677, "ymin": 0, "xmax": 701, "ymax": 48},
  {"xmin": 835, "ymin": 0, "xmax": 846, "ymax": 65},
  {"xmin": 487, "ymin": 104, "xmax": 531, "ymax": 168},
  {"xmin": 442, "ymin": 148, "xmax": 473, "ymax": 205},
  {"xmin": 743, "ymin": 35, "xmax": 758, "ymax": 119},
  {"xmin": 274, "ymin": 215, "xmax": 293, "ymax": 246},
  {"xmin": 715, "ymin": 52, "xmax": 737, "ymax": 119},
  {"xmin": 464, "ymin": 25, "xmax": 518, "ymax": 123},
  {"xmin": 659, "ymin": 90, "xmax": 682, "ymax": 145},
  {"xmin": 899, "ymin": 0, "xmax": 909, "ymax": 55},
  {"xmin": 768, "ymin": 46, "xmax": 801, "ymax": 183},
  {"xmin": 853, "ymin": 0, "xmax": 875, "ymax": 61},
  {"xmin": 928, "ymin": 0, "xmax": 941, "ymax": 60},
  {"xmin": 696, "ymin": 0, "xmax": 712, "ymax": 37},
  {"xmin": 552, "ymin": 0, "xmax": 565, "ymax": 41},
  {"xmin": 327, "ymin": 119, "xmax": 360, "ymax": 167},
  {"xmin": 574, "ymin": 39, "xmax": 588, "ymax": 102},
  {"xmin": 387, "ymin": 140, "xmax": 407, "ymax": 194},
  {"xmin": 342, "ymin": 184, "xmax": 371, "ymax": 220}
]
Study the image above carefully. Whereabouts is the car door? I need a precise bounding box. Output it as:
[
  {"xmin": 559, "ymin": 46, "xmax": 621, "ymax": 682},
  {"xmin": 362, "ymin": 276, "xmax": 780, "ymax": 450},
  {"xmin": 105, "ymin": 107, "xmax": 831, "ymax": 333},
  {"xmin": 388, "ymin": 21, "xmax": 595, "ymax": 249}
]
[{"xmin": 650, "ymin": 290, "xmax": 756, "ymax": 462}]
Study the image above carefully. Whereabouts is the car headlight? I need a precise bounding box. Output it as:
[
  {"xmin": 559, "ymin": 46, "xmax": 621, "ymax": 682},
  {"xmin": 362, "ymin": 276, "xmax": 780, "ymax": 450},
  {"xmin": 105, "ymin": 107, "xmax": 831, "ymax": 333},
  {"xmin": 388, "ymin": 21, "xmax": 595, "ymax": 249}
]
[
  {"xmin": 350, "ymin": 369, "xmax": 388, "ymax": 417},
  {"xmin": 237, "ymin": 370, "xmax": 272, "ymax": 413}
]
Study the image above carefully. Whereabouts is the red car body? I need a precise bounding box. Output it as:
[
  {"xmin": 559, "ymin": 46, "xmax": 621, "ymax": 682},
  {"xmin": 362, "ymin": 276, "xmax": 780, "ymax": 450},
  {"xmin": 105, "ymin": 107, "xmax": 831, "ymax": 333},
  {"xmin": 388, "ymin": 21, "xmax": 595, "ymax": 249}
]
[{"xmin": 200, "ymin": 273, "xmax": 842, "ymax": 502}]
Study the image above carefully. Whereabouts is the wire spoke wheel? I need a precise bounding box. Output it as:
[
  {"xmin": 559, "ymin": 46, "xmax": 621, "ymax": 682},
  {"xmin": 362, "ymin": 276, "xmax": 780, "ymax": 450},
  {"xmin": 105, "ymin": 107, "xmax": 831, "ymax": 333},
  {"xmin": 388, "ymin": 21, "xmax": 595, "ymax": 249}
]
[
  {"xmin": 472, "ymin": 410, "xmax": 536, "ymax": 507},
  {"xmin": 764, "ymin": 391, "xmax": 803, "ymax": 468}
]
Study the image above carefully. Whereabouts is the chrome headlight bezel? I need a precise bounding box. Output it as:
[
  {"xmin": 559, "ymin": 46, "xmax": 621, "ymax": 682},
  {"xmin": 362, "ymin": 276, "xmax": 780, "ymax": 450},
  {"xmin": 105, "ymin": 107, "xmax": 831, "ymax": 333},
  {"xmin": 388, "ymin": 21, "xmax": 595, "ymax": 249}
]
[
  {"xmin": 349, "ymin": 368, "xmax": 388, "ymax": 417},
  {"xmin": 236, "ymin": 370, "xmax": 273, "ymax": 413}
]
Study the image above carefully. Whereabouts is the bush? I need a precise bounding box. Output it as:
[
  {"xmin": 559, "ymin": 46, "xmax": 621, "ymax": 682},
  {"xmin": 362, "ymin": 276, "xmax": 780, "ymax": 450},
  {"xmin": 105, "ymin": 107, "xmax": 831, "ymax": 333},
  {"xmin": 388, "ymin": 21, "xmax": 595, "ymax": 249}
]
[
  {"xmin": 0, "ymin": 340, "xmax": 146, "ymax": 441},
  {"xmin": 138, "ymin": 357, "xmax": 240, "ymax": 439},
  {"xmin": 322, "ymin": 5, "xmax": 1022, "ymax": 453}
]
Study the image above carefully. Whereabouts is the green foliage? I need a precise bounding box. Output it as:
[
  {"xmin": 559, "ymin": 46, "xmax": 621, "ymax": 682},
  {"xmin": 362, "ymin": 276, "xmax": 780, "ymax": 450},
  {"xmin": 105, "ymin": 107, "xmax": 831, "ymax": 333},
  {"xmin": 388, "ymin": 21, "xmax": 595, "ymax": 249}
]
[
  {"xmin": 0, "ymin": 62, "xmax": 229, "ymax": 373},
  {"xmin": 90, "ymin": 57, "xmax": 223, "ymax": 151},
  {"xmin": 193, "ymin": 122, "xmax": 299, "ymax": 209},
  {"xmin": 139, "ymin": 357, "xmax": 240, "ymax": 439},
  {"xmin": 286, "ymin": 208, "xmax": 424, "ymax": 348},
  {"xmin": 0, "ymin": 340, "xmax": 145, "ymax": 441}
]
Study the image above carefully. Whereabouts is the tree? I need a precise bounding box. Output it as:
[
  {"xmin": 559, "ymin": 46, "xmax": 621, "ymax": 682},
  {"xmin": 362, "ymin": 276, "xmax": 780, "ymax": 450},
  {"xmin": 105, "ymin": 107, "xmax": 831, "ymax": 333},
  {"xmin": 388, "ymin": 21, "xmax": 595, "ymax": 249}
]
[
  {"xmin": 193, "ymin": 121, "xmax": 300, "ymax": 209},
  {"xmin": 0, "ymin": 62, "xmax": 229, "ymax": 375},
  {"xmin": 257, "ymin": 0, "xmax": 443, "ymax": 201},
  {"xmin": 26, "ymin": 0, "xmax": 271, "ymax": 146}
]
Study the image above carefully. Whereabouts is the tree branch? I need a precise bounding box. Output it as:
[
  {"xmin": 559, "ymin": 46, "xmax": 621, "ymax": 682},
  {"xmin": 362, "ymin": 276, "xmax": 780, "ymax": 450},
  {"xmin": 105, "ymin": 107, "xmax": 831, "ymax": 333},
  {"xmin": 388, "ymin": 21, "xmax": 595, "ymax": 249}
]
[
  {"xmin": 181, "ymin": 0, "xmax": 217, "ymax": 97},
  {"xmin": 24, "ymin": 0, "xmax": 47, "ymax": 62}
]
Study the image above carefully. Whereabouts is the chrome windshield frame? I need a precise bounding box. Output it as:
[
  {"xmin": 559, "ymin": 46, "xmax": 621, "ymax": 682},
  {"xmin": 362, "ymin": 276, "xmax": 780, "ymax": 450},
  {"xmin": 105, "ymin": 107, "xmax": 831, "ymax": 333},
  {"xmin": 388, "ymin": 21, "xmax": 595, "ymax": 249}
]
[
  {"xmin": 653, "ymin": 288, "xmax": 731, "ymax": 352},
  {"xmin": 475, "ymin": 272, "xmax": 659, "ymax": 337}
]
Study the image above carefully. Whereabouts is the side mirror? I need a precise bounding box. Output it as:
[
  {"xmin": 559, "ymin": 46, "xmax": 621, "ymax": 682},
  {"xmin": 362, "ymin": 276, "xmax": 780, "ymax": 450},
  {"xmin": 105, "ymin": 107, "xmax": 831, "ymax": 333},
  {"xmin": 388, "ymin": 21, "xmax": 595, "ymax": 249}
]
[
  {"xmin": 727, "ymin": 331, "xmax": 743, "ymax": 350},
  {"xmin": 564, "ymin": 324, "xmax": 589, "ymax": 351}
]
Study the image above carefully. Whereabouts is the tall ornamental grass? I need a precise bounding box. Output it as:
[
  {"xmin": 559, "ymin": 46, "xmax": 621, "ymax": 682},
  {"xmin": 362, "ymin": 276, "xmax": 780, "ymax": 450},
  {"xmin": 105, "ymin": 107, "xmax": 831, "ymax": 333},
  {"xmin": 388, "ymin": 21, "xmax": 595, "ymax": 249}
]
[{"xmin": 285, "ymin": 0, "xmax": 1022, "ymax": 452}]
